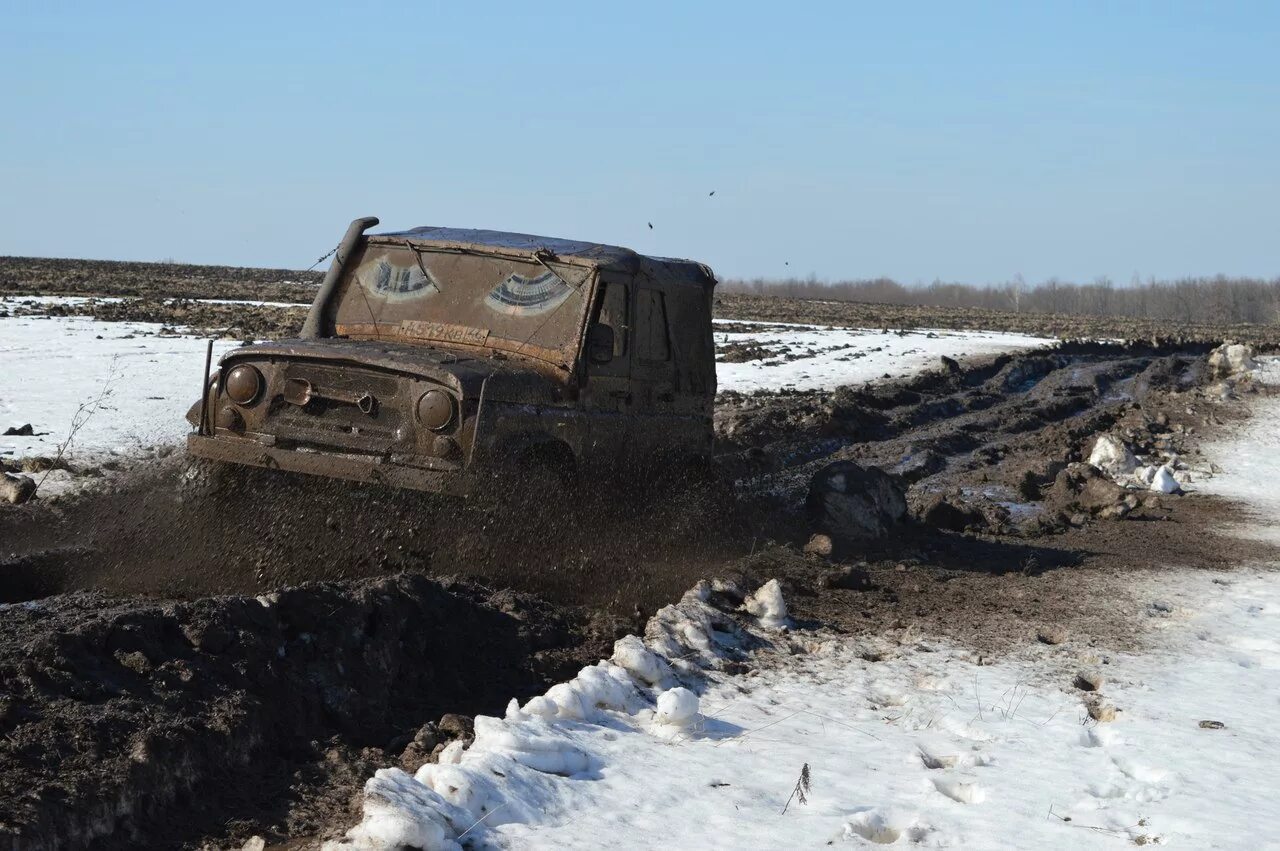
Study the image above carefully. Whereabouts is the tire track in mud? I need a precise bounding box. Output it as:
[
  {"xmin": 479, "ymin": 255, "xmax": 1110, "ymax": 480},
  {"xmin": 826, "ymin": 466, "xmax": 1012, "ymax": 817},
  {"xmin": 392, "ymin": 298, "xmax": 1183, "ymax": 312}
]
[{"xmin": 718, "ymin": 341, "xmax": 1218, "ymax": 511}]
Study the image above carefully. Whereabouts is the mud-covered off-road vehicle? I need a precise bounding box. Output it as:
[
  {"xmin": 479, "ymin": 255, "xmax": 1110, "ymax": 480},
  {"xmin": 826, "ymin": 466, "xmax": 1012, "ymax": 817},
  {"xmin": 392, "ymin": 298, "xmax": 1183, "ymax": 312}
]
[{"xmin": 186, "ymin": 217, "xmax": 718, "ymax": 493}]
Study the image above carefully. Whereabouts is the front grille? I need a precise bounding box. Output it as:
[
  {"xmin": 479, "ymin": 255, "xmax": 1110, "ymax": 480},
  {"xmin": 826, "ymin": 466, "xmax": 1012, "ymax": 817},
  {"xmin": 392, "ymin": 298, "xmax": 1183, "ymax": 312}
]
[
  {"xmin": 285, "ymin": 363, "xmax": 401, "ymax": 397},
  {"xmin": 267, "ymin": 364, "xmax": 407, "ymax": 453}
]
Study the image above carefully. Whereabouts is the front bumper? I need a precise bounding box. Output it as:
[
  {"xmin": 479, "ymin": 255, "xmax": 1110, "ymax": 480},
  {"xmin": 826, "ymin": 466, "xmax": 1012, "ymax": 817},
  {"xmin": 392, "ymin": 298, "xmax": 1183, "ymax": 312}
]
[{"xmin": 186, "ymin": 433, "xmax": 470, "ymax": 495}]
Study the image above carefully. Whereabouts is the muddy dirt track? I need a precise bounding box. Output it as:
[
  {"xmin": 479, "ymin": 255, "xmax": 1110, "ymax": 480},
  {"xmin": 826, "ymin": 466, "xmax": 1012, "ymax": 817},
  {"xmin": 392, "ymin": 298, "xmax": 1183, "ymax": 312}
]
[{"xmin": 2, "ymin": 267, "xmax": 1279, "ymax": 848}]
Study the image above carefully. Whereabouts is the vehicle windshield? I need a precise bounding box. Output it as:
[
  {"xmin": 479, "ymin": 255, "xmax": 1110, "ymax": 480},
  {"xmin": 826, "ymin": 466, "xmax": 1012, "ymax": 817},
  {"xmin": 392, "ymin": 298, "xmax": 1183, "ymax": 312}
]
[{"xmin": 330, "ymin": 242, "xmax": 592, "ymax": 364}]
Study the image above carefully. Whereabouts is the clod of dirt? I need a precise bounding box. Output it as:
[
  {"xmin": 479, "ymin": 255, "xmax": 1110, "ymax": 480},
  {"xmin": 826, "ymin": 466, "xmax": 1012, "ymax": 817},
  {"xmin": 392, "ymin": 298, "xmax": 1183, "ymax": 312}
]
[
  {"xmin": 820, "ymin": 564, "xmax": 873, "ymax": 591},
  {"xmin": 1074, "ymin": 669, "xmax": 1105, "ymax": 692},
  {"xmin": 1096, "ymin": 503, "xmax": 1132, "ymax": 521},
  {"xmin": 1037, "ymin": 625, "xmax": 1068, "ymax": 645},
  {"xmin": 398, "ymin": 724, "xmax": 442, "ymax": 772},
  {"xmin": 914, "ymin": 494, "xmax": 987, "ymax": 532},
  {"xmin": 1199, "ymin": 720, "xmax": 1226, "ymax": 730},
  {"xmin": 1086, "ymin": 696, "xmax": 1117, "ymax": 722},
  {"xmin": 803, "ymin": 533, "xmax": 834, "ymax": 557},
  {"xmin": 2, "ymin": 423, "xmax": 34, "ymax": 436},
  {"xmin": 0, "ymin": 473, "xmax": 36, "ymax": 505},
  {"xmin": 19, "ymin": 456, "xmax": 70, "ymax": 474},
  {"xmin": 806, "ymin": 461, "xmax": 907, "ymax": 548},
  {"xmin": 437, "ymin": 713, "xmax": 475, "ymax": 742},
  {"xmin": 1045, "ymin": 465, "xmax": 1135, "ymax": 520}
]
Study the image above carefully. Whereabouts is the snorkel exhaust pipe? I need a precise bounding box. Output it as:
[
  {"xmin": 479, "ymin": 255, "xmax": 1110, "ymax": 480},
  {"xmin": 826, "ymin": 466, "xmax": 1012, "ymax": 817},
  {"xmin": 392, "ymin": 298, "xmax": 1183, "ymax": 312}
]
[{"xmin": 300, "ymin": 216, "xmax": 380, "ymax": 339}]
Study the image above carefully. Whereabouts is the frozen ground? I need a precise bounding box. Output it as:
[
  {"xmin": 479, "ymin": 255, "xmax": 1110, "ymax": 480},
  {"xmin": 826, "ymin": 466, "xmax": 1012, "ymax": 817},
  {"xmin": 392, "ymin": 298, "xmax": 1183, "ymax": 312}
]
[
  {"xmin": 330, "ymin": 361, "xmax": 1280, "ymax": 850},
  {"xmin": 714, "ymin": 320, "xmax": 1052, "ymax": 393}
]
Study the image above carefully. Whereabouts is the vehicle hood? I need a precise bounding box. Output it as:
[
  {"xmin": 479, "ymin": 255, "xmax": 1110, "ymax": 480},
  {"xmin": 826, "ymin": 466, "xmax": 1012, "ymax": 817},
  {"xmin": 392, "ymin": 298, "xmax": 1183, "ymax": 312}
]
[{"xmin": 224, "ymin": 338, "xmax": 570, "ymax": 403}]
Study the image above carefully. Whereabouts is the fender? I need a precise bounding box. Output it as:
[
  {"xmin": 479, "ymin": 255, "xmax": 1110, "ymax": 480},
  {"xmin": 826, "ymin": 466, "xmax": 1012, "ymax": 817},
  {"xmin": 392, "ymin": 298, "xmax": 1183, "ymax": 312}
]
[{"xmin": 469, "ymin": 374, "xmax": 585, "ymax": 469}]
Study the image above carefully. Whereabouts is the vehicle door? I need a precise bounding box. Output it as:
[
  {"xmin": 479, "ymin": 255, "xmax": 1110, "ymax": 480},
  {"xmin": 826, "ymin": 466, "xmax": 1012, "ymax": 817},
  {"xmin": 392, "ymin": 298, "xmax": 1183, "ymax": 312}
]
[
  {"xmin": 665, "ymin": 284, "xmax": 717, "ymax": 458},
  {"xmin": 580, "ymin": 276, "xmax": 633, "ymax": 470},
  {"xmin": 629, "ymin": 285, "xmax": 681, "ymax": 461}
]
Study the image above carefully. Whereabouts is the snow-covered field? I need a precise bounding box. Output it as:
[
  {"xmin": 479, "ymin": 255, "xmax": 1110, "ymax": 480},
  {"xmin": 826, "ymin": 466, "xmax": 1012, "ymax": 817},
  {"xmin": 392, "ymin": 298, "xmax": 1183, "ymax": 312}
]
[
  {"xmin": 329, "ymin": 360, "xmax": 1280, "ymax": 850},
  {"xmin": 0, "ymin": 312, "xmax": 239, "ymax": 474},
  {"xmin": 714, "ymin": 320, "xmax": 1051, "ymax": 393}
]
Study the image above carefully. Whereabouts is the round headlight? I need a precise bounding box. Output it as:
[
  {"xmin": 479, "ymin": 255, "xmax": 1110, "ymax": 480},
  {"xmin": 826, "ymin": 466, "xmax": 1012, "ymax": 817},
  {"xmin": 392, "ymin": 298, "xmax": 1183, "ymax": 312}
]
[
  {"xmin": 416, "ymin": 389, "xmax": 455, "ymax": 431},
  {"xmin": 225, "ymin": 365, "xmax": 263, "ymax": 405}
]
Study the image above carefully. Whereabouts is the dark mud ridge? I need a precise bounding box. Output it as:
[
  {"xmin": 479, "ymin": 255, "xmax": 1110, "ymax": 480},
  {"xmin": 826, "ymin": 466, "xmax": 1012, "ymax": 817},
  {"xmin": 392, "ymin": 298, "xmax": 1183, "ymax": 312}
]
[{"xmin": 0, "ymin": 573, "xmax": 616, "ymax": 850}]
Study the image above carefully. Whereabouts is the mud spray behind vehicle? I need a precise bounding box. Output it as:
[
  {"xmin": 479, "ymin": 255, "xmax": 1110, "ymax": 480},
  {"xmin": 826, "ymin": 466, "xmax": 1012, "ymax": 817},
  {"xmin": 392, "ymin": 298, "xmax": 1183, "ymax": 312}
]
[{"xmin": 186, "ymin": 217, "xmax": 718, "ymax": 493}]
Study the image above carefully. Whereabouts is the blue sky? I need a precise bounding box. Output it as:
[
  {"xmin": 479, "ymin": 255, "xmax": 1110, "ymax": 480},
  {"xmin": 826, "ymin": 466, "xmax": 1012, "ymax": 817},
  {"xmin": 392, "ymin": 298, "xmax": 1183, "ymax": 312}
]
[{"xmin": 3, "ymin": 1, "xmax": 1277, "ymax": 283}]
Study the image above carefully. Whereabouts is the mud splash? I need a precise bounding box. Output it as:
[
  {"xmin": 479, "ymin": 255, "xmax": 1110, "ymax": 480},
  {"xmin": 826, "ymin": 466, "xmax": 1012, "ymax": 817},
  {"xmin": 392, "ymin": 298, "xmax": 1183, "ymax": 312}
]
[{"xmin": 0, "ymin": 458, "xmax": 763, "ymax": 615}]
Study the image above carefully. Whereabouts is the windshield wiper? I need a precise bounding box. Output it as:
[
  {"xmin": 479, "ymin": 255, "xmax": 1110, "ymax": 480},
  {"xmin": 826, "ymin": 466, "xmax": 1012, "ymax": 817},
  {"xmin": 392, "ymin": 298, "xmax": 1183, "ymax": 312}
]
[
  {"xmin": 531, "ymin": 247, "xmax": 586, "ymax": 292},
  {"xmin": 354, "ymin": 276, "xmax": 383, "ymax": 340},
  {"xmin": 405, "ymin": 241, "xmax": 443, "ymax": 294}
]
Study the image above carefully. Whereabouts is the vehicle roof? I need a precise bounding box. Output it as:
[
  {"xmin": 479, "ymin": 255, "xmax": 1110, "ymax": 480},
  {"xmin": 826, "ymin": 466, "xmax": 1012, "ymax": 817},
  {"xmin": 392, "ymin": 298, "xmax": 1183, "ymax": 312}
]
[{"xmin": 372, "ymin": 226, "xmax": 715, "ymax": 286}]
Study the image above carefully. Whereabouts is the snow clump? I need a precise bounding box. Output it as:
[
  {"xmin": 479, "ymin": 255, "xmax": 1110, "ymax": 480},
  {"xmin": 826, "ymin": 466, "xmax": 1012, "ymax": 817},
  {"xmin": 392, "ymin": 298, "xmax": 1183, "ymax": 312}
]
[
  {"xmin": 654, "ymin": 687, "xmax": 700, "ymax": 728},
  {"xmin": 1208, "ymin": 342, "xmax": 1257, "ymax": 379},
  {"xmin": 1089, "ymin": 434, "xmax": 1138, "ymax": 478},
  {"xmin": 743, "ymin": 578, "xmax": 790, "ymax": 629},
  {"xmin": 1150, "ymin": 465, "xmax": 1181, "ymax": 494}
]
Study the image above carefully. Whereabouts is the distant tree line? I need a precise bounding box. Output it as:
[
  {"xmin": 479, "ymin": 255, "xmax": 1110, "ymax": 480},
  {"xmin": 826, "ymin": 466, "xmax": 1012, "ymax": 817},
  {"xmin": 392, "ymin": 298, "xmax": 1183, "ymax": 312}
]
[{"xmin": 719, "ymin": 275, "xmax": 1280, "ymax": 325}]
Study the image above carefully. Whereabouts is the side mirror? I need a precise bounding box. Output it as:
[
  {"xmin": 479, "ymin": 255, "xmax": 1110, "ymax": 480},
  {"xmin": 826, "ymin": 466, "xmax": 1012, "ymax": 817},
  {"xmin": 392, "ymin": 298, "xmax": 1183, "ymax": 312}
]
[{"xmin": 587, "ymin": 323, "xmax": 615, "ymax": 364}]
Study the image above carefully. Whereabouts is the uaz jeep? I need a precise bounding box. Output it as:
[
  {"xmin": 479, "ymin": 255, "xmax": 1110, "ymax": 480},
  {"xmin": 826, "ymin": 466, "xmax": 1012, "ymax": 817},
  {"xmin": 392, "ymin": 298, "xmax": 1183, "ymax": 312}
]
[{"xmin": 186, "ymin": 217, "xmax": 717, "ymax": 493}]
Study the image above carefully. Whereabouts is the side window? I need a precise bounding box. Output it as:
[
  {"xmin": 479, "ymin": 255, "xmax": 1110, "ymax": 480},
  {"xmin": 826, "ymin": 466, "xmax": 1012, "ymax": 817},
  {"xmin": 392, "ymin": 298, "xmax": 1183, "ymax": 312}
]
[
  {"xmin": 597, "ymin": 282, "xmax": 628, "ymax": 358},
  {"xmin": 636, "ymin": 289, "xmax": 671, "ymax": 363}
]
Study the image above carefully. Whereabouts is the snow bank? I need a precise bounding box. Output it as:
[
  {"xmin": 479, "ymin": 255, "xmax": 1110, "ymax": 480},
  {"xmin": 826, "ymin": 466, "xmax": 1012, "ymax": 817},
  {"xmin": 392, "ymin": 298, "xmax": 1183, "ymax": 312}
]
[
  {"xmin": 328, "ymin": 580, "xmax": 781, "ymax": 850},
  {"xmin": 1, "ymin": 304, "xmax": 1048, "ymax": 479}
]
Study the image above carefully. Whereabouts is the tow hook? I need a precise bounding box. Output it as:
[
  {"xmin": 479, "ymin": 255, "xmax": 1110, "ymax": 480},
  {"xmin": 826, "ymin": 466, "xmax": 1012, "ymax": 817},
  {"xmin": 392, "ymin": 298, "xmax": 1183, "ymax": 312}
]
[{"xmin": 284, "ymin": 378, "xmax": 377, "ymax": 415}]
